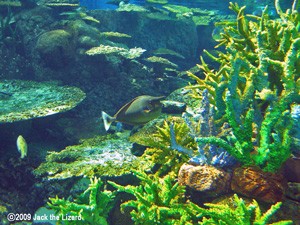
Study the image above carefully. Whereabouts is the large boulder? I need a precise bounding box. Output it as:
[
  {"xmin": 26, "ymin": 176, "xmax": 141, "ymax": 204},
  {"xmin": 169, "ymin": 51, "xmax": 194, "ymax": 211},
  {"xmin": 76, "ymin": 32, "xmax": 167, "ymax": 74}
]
[{"xmin": 36, "ymin": 29, "xmax": 74, "ymax": 68}]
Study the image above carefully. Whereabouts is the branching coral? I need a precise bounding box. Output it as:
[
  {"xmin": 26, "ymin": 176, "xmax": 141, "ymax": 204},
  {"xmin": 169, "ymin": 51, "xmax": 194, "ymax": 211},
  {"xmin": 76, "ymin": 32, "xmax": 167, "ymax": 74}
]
[
  {"xmin": 186, "ymin": 0, "xmax": 300, "ymax": 172},
  {"xmin": 109, "ymin": 171, "xmax": 291, "ymax": 224},
  {"xmin": 141, "ymin": 118, "xmax": 197, "ymax": 175},
  {"xmin": 48, "ymin": 177, "xmax": 116, "ymax": 225},
  {"xmin": 190, "ymin": 194, "xmax": 293, "ymax": 225},
  {"xmin": 108, "ymin": 170, "xmax": 196, "ymax": 224}
]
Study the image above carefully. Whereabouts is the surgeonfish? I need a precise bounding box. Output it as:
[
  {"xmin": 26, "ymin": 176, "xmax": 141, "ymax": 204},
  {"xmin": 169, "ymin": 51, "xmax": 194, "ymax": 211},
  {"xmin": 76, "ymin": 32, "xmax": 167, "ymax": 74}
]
[
  {"xmin": 16, "ymin": 135, "xmax": 27, "ymax": 159},
  {"xmin": 102, "ymin": 95, "xmax": 165, "ymax": 131}
]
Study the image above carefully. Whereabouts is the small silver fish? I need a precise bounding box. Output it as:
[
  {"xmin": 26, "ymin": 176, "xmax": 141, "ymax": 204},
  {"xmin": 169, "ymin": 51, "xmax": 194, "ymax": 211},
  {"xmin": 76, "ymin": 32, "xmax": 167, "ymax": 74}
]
[
  {"xmin": 102, "ymin": 95, "xmax": 165, "ymax": 131},
  {"xmin": 16, "ymin": 135, "xmax": 27, "ymax": 159}
]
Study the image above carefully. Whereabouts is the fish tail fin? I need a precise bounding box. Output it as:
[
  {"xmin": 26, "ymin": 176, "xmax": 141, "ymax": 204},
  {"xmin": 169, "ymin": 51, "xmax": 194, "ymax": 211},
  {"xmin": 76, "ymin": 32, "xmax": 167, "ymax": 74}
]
[{"xmin": 101, "ymin": 111, "xmax": 115, "ymax": 131}]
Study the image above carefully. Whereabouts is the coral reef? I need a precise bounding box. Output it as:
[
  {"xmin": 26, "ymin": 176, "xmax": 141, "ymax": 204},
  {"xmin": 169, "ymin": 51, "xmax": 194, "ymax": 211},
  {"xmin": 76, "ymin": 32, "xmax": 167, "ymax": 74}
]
[
  {"xmin": 100, "ymin": 31, "xmax": 131, "ymax": 40},
  {"xmin": 144, "ymin": 56, "xmax": 178, "ymax": 75},
  {"xmin": 34, "ymin": 135, "xmax": 152, "ymax": 180},
  {"xmin": 86, "ymin": 45, "xmax": 146, "ymax": 59},
  {"xmin": 186, "ymin": 0, "xmax": 300, "ymax": 172},
  {"xmin": 109, "ymin": 170, "xmax": 291, "ymax": 224},
  {"xmin": 48, "ymin": 177, "xmax": 116, "ymax": 225},
  {"xmin": 108, "ymin": 170, "xmax": 195, "ymax": 224},
  {"xmin": 139, "ymin": 117, "xmax": 197, "ymax": 175},
  {"xmin": 153, "ymin": 48, "xmax": 185, "ymax": 59},
  {"xmin": 190, "ymin": 194, "xmax": 293, "ymax": 224},
  {"xmin": 0, "ymin": 0, "xmax": 20, "ymax": 7},
  {"xmin": 0, "ymin": 79, "xmax": 86, "ymax": 123}
]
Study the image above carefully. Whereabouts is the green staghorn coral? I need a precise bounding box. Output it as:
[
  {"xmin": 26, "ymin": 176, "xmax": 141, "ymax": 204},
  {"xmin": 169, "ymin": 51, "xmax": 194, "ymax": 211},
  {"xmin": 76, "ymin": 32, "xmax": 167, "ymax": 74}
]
[
  {"xmin": 48, "ymin": 177, "xmax": 117, "ymax": 225},
  {"xmin": 141, "ymin": 118, "xmax": 197, "ymax": 175},
  {"xmin": 108, "ymin": 170, "xmax": 196, "ymax": 225},
  {"xmin": 190, "ymin": 194, "xmax": 293, "ymax": 225},
  {"xmin": 187, "ymin": 0, "xmax": 300, "ymax": 172},
  {"xmin": 109, "ymin": 171, "xmax": 291, "ymax": 224}
]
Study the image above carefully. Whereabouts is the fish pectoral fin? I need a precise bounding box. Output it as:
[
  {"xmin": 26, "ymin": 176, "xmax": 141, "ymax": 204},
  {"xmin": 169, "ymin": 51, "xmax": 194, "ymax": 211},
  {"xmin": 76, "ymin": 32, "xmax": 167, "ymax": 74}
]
[{"xmin": 143, "ymin": 109, "xmax": 151, "ymax": 114}]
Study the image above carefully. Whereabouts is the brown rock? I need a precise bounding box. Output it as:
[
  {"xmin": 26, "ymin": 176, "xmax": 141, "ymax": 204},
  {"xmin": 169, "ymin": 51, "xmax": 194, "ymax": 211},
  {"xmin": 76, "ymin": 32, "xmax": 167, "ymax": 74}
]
[
  {"xmin": 178, "ymin": 163, "xmax": 232, "ymax": 197},
  {"xmin": 231, "ymin": 166, "xmax": 287, "ymax": 203},
  {"xmin": 286, "ymin": 182, "xmax": 300, "ymax": 201},
  {"xmin": 281, "ymin": 155, "xmax": 300, "ymax": 182},
  {"xmin": 273, "ymin": 199, "xmax": 300, "ymax": 223}
]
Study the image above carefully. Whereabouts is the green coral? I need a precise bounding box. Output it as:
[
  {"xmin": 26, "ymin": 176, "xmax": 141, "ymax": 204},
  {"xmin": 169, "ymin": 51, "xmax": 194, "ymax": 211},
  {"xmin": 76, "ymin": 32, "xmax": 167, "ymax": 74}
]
[
  {"xmin": 187, "ymin": 0, "xmax": 300, "ymax": 172},
  {"xmin": 48, "ymin": 177, "xmax": 117, "ymax": 225},
  {"xmin": 86, "ymin": 44, "xmax": 146, "ymax": 59},
  {"xmin": 190, "ymin": 194, "xmax": 293, "ymax": 225},
  {"xmin": 145, "ymin": 0, "xmax": 168, "ymax": 4},
  {"xmin": 108, "ymin": 170, "xmax": 195, "ymax": 225},
  {"xmin": 153, "ymin": 48, "xmax": 185, "ymax": 59},
  {"xmin": 144, "ymin": 56, "xmax": 178, "ymax": 75},
  {"xmin": 141, "ymin": 118, "xmax": 196, "ymax": 175},
  {"xmin": 0, "ymin": 1, "xmax": 20, "ymax": 7},
  {"xmin": 100, "ymin": 31, "xmax": 131, "ymax": 40},
  {"xmin": 109, "ymin": 172, "xmax": 291, "ymax": 224}
]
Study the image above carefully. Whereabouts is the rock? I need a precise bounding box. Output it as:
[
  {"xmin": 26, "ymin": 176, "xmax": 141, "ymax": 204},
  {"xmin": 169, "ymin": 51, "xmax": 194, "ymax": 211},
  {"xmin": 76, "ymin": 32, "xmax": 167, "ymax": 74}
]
[
  {"xmin": 178, "ymin": 163, "xmax": 232, "ymax": 197},
  {"xmin": 273, "ymin": 199, "xmax": 300, "ymax": 224},
  {"xmin": 36, "ymin": 29, "xmax": 74, "ymax": 68},
  {"xmin": 286, "ymin": 182, "xmax": 300, "ymax": 201},
  {"xmin": 131, "ymin": 143, "xmax": 147, "ymax": 156},
  {"xmin": 231, "ymin": 166, "xmax": 287, "ymax": 203},
  {"xmin": 281, "ymin": 155, "xmax": 300, "ymax": 182},
  {"xmin": 162, "ymin": 100, "xmax": 187, "ymax": 114},
  {"xmin": 70, "ymin": 20, "xmax": 101, "ymax": 49}
]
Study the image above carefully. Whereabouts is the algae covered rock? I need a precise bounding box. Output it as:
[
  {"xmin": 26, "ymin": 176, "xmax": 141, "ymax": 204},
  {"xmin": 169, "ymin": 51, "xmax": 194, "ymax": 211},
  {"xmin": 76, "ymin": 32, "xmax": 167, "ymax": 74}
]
[
  {"xmin": 36, "ymin": 29, "xmax": 74, "ymax": 68},
  {"xmin": 0, "ymin": 79, "xmax": 86, "ymax": 123},
  {"xmin": 69, "ymin": 19, "xmax": 101, "ymax": 49},
  {"xmin": 34, "ymin": 135, "xmax": 151, "ymax": 180}
]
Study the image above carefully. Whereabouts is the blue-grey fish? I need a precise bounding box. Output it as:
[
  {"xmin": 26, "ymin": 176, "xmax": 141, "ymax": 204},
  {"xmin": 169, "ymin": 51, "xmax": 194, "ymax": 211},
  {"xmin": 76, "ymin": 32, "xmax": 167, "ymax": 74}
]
[
  {"xmin": 102, "ymin": 95, "xmax": 165, "ymax": 131},
  {"xmin": 16, "ymin": 135, "xmax": 27, "ymax": 159}
]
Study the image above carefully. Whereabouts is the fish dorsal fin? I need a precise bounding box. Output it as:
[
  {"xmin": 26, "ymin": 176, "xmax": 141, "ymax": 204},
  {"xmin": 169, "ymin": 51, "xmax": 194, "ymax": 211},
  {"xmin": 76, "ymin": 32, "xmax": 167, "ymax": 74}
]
[
  {"xmin": 149, "ymin": 96, "xmax": 165, "ymax": 102},
  {"xmin": 114, "ymin": 96, "xmax": 142, "ymax": 117}
]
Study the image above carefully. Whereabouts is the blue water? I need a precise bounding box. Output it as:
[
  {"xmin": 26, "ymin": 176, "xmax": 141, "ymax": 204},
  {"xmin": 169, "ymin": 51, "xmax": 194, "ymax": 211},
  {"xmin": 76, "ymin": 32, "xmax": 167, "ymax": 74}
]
[{"xmin": 80, "ymin": 0, "xmax": 231, "ymax": 10}]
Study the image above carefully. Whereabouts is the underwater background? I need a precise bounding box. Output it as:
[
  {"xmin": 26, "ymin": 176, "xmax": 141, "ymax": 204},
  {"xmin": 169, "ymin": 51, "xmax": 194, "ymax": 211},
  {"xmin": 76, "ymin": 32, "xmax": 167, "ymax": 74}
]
[{"xmin": 0, "ymin": 0, "xmax": 300, "ymax": 224}]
